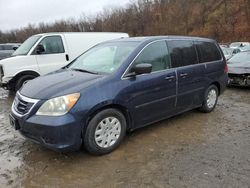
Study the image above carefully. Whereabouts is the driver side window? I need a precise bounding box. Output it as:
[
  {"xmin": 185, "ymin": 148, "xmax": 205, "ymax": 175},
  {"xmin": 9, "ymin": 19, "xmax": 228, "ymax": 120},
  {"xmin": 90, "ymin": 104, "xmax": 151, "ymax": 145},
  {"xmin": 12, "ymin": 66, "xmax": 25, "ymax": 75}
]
[
  {"xmin": 132, "ymin": 41, "xmax": 170, "ymax": 73},
  {"xmin": 36, "ymin": 36, "xmax": 65, "ymax": 54}
]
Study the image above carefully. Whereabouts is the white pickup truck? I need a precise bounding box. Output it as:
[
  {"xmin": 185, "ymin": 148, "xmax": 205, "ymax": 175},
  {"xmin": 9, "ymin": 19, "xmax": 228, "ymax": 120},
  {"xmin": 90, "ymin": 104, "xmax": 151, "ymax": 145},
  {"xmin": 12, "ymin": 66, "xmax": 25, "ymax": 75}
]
[{"xmin": 0, "ymin": 32, "xmax": 129, "ymax": 91}]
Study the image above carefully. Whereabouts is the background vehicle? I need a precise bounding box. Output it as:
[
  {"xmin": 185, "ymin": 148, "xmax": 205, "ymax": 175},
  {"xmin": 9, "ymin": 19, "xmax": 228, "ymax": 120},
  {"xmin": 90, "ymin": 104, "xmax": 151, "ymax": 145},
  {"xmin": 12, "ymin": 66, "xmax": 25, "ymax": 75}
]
[
  {"xmin": 219, "ymin": 44, "xmax": 229, "ymax": 48},
  {"xmin": 221, "ymin": 47, "xmax": 241, "ymax": 60},
  {"xmin": 221, "ymin": 47, "xmax": 234, "ymax": 60},
  {"xmin": 227, "ymin": 51, "xmax": 250, "ymax": 86},
  {"xmin": 229, "ymin": 42, "xmax": 250, "ymax": 49},
  {"xmin": 0, "ymin": 43, "xmax": 21, "ymax": 60},
  {"xmin": 0, "ymin": 32, "xmax": 129, "ymax": 91},
  {"xmin": 11, "ymin": 36, "xmax": 228, "ymax": 155},
  {"xmin": 240, "ymin": 45, "xmax": 250, "ymax": 52}
]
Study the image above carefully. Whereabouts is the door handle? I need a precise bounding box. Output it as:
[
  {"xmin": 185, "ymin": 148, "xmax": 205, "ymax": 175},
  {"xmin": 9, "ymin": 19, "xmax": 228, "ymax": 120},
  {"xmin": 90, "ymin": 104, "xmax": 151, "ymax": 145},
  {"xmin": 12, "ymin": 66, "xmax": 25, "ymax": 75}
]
[
  {"xmin": 65, "ymin": 54, "xmax": 69, "ymax": 61},
  {"xmin": 180, "ymin": 73, "xmax": 188, "ymax": 77},
  {"xmin": 165, "ymin": 75, "xmax": 175, "ymax": 80}
]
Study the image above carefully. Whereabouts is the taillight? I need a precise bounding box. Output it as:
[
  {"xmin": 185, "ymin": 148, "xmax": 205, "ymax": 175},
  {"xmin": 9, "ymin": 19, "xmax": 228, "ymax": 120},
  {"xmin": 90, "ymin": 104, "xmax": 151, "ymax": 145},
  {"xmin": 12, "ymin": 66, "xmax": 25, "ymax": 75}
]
[{"xmin": 224, "ymin": 63, "xmax": 228, "ymax": 73}]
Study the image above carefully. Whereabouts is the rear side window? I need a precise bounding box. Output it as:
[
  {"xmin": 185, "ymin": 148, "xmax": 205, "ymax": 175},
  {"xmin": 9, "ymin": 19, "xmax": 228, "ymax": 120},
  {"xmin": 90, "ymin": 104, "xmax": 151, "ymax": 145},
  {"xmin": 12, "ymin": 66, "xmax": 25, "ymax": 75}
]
[
  {"xmin": 196, "ymin": 41, "xmax": 221, "ymax": 63},
  {"xmin": 132, "ymin": 41, "xmax": 171, "ymax": 72},
  {"xmin": 168, "ymin": 40, "xmax": 198, "ymax": 68},
  {"xmin": 38, "ymin": 36, "xmax": 65, "ymax": 54}
]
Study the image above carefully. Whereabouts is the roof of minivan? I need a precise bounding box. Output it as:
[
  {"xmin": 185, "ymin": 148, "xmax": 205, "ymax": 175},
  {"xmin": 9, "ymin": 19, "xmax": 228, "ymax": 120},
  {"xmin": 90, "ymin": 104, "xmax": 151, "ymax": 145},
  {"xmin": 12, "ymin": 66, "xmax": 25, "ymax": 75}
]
[{"xmin": 111, "ymin": 36, "xmax": 215, "ymax": 43}]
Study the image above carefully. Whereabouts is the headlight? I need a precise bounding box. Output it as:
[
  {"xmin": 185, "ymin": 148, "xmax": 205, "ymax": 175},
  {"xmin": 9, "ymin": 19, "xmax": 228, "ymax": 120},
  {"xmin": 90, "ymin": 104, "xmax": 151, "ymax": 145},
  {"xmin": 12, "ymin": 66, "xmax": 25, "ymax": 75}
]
[{"xmin": 36, "ymin": 93, "xmax": 80, "ymax": 116}]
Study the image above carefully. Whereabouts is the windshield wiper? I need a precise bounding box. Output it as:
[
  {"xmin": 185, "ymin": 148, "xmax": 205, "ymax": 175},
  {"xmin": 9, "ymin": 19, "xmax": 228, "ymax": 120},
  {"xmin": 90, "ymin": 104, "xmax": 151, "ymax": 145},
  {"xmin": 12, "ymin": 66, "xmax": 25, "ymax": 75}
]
[{"xmin": 70, "ymin": 68, "xmax": 99, "ymax": 75}]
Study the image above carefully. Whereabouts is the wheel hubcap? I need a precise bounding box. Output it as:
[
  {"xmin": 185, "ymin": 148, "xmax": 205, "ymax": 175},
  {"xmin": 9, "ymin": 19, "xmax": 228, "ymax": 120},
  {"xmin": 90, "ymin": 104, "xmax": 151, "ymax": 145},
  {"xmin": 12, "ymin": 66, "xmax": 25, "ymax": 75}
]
[
  {"xmin": 94, "ymin": 117, "xmax": 121, "ymax": 148},
  {"xmin": 207, "ymin": 89, "xmax": 217, "ymax": 109}
]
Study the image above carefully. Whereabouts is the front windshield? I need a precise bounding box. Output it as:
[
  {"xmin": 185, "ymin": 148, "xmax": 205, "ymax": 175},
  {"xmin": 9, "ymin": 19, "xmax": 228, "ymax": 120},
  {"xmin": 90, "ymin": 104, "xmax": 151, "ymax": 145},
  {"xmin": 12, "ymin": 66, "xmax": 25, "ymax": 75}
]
[
  {"xmin": 69, "ymin": 42, "xmax": 139, "ymax": 74},
  {"xmin": 13, "ymin": 35, "xmax": 41, "ymax": 56},
  {"xmin": 222, "ymin": 48, "xmax": 233, "ymax": 55},
  {"xmin": 228, "ymin": 52, "xmax": 250, "ymax": 63}
]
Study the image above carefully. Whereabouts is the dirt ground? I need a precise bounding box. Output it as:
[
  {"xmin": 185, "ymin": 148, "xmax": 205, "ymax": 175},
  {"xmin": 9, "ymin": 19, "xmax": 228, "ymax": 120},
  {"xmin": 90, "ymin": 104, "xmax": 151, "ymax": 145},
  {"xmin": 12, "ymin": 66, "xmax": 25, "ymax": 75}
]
[{"xmin": 0, "ymin": 87, "xmax": 249, "ymax": 188}]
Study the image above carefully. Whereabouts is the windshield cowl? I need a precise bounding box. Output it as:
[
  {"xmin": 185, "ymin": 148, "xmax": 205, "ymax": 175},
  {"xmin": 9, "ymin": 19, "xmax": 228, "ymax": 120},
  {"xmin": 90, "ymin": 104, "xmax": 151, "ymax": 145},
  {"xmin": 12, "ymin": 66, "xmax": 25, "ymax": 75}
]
[{"xmin": 69, "ymin": 68, "xmax": 100, "ymax": 75}]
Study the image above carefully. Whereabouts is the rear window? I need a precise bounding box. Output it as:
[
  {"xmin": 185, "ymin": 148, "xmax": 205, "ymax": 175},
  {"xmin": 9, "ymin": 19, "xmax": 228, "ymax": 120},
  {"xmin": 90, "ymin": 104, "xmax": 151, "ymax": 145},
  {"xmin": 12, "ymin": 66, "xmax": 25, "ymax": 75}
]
[
  {"xmin": 196, "ymin": 41, "xmax": 222, "ymax": 63},
  {"xmin": 168, "ymin": 40, "xmax": 198, "ymax": 68}
]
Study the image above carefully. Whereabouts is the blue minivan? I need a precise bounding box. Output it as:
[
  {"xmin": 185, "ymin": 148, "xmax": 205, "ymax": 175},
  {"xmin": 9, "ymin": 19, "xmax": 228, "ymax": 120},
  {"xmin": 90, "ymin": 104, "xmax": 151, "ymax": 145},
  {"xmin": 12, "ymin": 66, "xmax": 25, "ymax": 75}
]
[{"xmin": 10, "ymin": 36, "xmax": 228, "ymax": 155}]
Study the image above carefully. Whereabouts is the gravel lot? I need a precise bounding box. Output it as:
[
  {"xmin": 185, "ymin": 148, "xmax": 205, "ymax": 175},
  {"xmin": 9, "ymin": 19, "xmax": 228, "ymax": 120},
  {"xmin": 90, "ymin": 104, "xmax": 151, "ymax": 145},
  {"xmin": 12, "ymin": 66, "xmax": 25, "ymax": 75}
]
[{"xmin": 0, "ymin": 87, "xmax": 249, "ymax": 188}]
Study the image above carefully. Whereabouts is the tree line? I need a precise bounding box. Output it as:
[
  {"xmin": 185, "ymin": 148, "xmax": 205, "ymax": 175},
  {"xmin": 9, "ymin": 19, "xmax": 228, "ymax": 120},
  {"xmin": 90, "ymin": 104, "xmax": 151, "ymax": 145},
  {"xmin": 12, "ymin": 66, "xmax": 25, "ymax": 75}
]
[{"xmin": 0, "ymin": 0, "xmax": 250, "ymax": 43}]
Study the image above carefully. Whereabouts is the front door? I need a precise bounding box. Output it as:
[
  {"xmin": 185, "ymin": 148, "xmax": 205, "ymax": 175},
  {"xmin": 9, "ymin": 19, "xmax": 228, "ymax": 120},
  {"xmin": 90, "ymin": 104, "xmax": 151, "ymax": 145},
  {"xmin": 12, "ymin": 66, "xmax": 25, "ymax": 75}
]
[
  {"xmin": 123, "ymin": 40, "xmax": 177, "ymax": 128},
  {"xmin": 34, "ymin": 35, "xmax": 68, "ymax": 74}
]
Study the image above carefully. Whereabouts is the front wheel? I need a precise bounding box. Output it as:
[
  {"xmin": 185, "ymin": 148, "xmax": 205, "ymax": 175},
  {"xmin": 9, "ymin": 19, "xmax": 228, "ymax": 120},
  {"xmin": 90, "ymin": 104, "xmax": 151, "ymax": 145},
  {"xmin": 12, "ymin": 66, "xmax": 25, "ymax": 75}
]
[
  {"xmin": 84, "ymin": 108, "xmax": 127, "ymax": 155},
  {"xmin": 199, "ymin": 85, "xmax": 219, "ymax": 113},
  {"xmin": 15, "ymin": 75, "xmax": 36, "ymax": 92}
]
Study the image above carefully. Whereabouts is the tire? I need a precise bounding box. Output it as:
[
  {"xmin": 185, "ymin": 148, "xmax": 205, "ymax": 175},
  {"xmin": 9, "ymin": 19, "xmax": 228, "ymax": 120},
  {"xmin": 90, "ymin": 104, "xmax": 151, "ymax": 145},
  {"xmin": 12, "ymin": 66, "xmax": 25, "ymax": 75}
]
[
  {"xmin": 199, "ymin": 84, "xmax": 219, "ymax": 113},
  {"xmin": 84, "ymin": 108, "xmax": 127, "ymax": 155},
  {"xmin": 15, "ymin": 75, "xmax": 36, "ymax": 92}
]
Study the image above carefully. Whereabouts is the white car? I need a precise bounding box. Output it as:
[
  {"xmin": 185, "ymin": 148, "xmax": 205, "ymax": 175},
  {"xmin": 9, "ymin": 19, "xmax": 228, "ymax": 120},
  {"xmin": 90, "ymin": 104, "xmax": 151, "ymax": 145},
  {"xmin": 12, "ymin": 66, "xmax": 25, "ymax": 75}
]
[
  {"xmin": 0, "ymin": 43, "xmax": 21, "ymax": 60},
  {"xmin": 0, "ymin": 32, "xmax": 129, "ymax": 91},
  {"xmin": 229, "ymin": 42, "xmax": 250, "ymax": 49}
]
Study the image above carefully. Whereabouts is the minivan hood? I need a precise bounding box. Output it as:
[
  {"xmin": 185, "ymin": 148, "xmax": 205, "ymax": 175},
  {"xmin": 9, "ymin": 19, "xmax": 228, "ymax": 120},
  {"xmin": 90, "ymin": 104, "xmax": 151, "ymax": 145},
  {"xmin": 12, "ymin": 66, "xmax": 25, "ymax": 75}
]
[{"xmin": 20, "ymin": 70, "xmax": 105, "ymax": 99}]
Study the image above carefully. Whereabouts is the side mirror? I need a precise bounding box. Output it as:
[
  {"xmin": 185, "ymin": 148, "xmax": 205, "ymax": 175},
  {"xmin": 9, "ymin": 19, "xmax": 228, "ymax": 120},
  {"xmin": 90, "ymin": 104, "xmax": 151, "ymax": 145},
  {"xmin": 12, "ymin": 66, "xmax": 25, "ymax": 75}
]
[
  {"xmin": 12, "ymin": 46, "xmax": 18, "ymax": 51},
  {"xmin": 36, "ymin": 44, "xmax": 45, "ymax": 54},
  {"xmin": 126, "ymin": 63, "xmax": 152, "ymax": 77}
]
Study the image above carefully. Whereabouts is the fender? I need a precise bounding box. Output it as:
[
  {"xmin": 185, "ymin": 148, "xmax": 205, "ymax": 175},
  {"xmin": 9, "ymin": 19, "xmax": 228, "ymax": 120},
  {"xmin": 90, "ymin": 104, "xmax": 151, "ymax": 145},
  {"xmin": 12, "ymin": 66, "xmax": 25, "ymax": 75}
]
[
  {"xmin": 8, "ymin": 70, "xmax": 40, "ymax": 88},
  {"xmin": 84, "ymin": 99, "xmax": 133, "ymax": 130}
]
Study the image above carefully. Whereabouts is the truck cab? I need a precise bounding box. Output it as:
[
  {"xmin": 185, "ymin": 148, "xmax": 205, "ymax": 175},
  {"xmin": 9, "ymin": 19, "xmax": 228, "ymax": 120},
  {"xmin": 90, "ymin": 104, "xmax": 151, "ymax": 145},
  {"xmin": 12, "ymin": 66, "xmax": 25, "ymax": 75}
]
[{"xmin": 0, "ymin": 32, "xmax": 129, "ymax": 91}]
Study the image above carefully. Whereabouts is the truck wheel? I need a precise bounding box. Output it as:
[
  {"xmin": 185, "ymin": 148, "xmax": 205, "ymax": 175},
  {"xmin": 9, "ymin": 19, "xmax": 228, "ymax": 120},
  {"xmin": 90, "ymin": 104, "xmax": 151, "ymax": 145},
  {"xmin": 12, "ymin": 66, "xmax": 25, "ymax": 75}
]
[
  {"xmin": 15, "ymin": 75, "xmax": 36, "ymax": 92},
  {"xmin": 199, "ymin": 85, "xmax": 219, "ymax": 113},
  {"xmin": 84, "ymin": 108, "xmax": 127, "ymax": 155}
]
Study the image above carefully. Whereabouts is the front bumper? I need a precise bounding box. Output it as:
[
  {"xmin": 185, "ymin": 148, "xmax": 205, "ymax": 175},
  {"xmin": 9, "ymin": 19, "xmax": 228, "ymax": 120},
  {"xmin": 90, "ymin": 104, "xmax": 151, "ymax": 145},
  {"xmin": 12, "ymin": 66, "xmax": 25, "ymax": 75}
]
[
  {"xmin": 11, "ymin": 112, "xmax": 83, "ymax": 152},
  {"xmin": 228, "ymin": 73, "xmax": 250, "ymax": 86}
]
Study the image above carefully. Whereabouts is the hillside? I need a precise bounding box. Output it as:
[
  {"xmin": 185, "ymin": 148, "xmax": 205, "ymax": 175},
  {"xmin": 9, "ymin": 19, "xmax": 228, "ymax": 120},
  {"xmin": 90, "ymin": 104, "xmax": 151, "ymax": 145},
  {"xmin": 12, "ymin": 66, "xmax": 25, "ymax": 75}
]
[{"xmin": 0, "ymin": 0, "xmax": 249, "ymax": 43}]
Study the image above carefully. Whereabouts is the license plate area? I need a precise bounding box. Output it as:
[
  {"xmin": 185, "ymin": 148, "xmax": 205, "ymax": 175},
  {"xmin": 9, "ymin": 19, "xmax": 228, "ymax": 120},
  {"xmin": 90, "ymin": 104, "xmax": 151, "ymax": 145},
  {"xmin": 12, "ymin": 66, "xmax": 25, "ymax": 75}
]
[{"xmin": 9, "ymin": 114, "xmax": 20, "ymax": 130}]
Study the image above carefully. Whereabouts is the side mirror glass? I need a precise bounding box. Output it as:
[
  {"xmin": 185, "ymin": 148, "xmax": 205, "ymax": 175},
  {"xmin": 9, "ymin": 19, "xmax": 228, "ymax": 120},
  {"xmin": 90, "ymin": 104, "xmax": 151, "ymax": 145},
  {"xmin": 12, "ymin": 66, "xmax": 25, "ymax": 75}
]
[{"xmin": 36, "ymin": 44, "xmax": 45, "ymax": 54}]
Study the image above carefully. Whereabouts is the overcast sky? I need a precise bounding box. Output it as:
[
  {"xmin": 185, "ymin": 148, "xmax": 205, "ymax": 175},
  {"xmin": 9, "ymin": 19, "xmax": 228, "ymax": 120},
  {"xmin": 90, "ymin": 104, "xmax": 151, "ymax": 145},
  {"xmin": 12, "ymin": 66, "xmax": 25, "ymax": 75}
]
[{"xmin": 0, "ymin": 0, "xmax": 132, "ymax": 31}]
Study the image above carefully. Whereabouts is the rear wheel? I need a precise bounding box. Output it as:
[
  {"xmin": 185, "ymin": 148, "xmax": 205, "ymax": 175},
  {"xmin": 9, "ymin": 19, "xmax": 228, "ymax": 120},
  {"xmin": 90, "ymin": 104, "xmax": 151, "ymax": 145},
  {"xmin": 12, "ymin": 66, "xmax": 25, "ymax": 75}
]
[
  {"xmin": 199, "ymin": 85, "xmax": 218, "ymax": 113},
  {"xmin": 84, "ymin": 108, "xmax": 127, "ymax": 155},
  {"xmin": 15, "ymin": 75, "xmax": 36, "ymax": 92}
]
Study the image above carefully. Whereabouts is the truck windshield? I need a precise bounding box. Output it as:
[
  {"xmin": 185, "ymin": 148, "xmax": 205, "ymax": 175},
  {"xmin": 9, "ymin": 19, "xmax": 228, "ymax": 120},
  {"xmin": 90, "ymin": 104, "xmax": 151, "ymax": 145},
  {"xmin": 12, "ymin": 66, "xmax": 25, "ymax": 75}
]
[
  {"xmin": 13, "ymin": 35, "xmax": 41, "ymax": 56},
  {"xmin": 69, "ymin": 42, "xmax": 139, "ymax": 74}
]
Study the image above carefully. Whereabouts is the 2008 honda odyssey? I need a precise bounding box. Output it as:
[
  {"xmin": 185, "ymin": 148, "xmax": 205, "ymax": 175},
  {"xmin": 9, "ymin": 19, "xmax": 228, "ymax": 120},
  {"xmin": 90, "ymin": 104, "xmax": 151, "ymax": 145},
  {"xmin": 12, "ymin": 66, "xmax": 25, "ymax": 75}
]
[{"xmin": 10, "ymin": 36, "xmax": 228, "ymax": 155}]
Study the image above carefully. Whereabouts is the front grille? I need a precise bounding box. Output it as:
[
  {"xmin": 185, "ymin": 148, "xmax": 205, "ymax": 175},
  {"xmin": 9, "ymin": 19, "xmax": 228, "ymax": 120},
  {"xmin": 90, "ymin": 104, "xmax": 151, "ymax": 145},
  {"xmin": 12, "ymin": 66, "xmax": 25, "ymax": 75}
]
[
  {"xmin": 12, "ymin": 92, "xmax": 39, "ymax": 116},
  {"xmin": 14, "ymin": 97, "xmax": 33, "ymax": 115}
]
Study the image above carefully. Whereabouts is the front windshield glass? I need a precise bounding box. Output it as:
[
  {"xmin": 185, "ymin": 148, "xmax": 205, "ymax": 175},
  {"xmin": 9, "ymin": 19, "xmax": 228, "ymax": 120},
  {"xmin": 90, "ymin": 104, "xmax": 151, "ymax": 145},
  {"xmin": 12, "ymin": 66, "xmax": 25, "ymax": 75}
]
[
  {"xmin": 13, "ymin": 35, "xmax": 41, "ymax": 56},
  {"xmin": 228, "ymin": 52, "xmax": 250, "ymax": 63},
  {"xmin": 222, "ymin": 48, "xmax": 233, "ymax": 55},
  {"xmin": 69, "ymin": 42, "xmax": 139, "ymax": 74}
]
